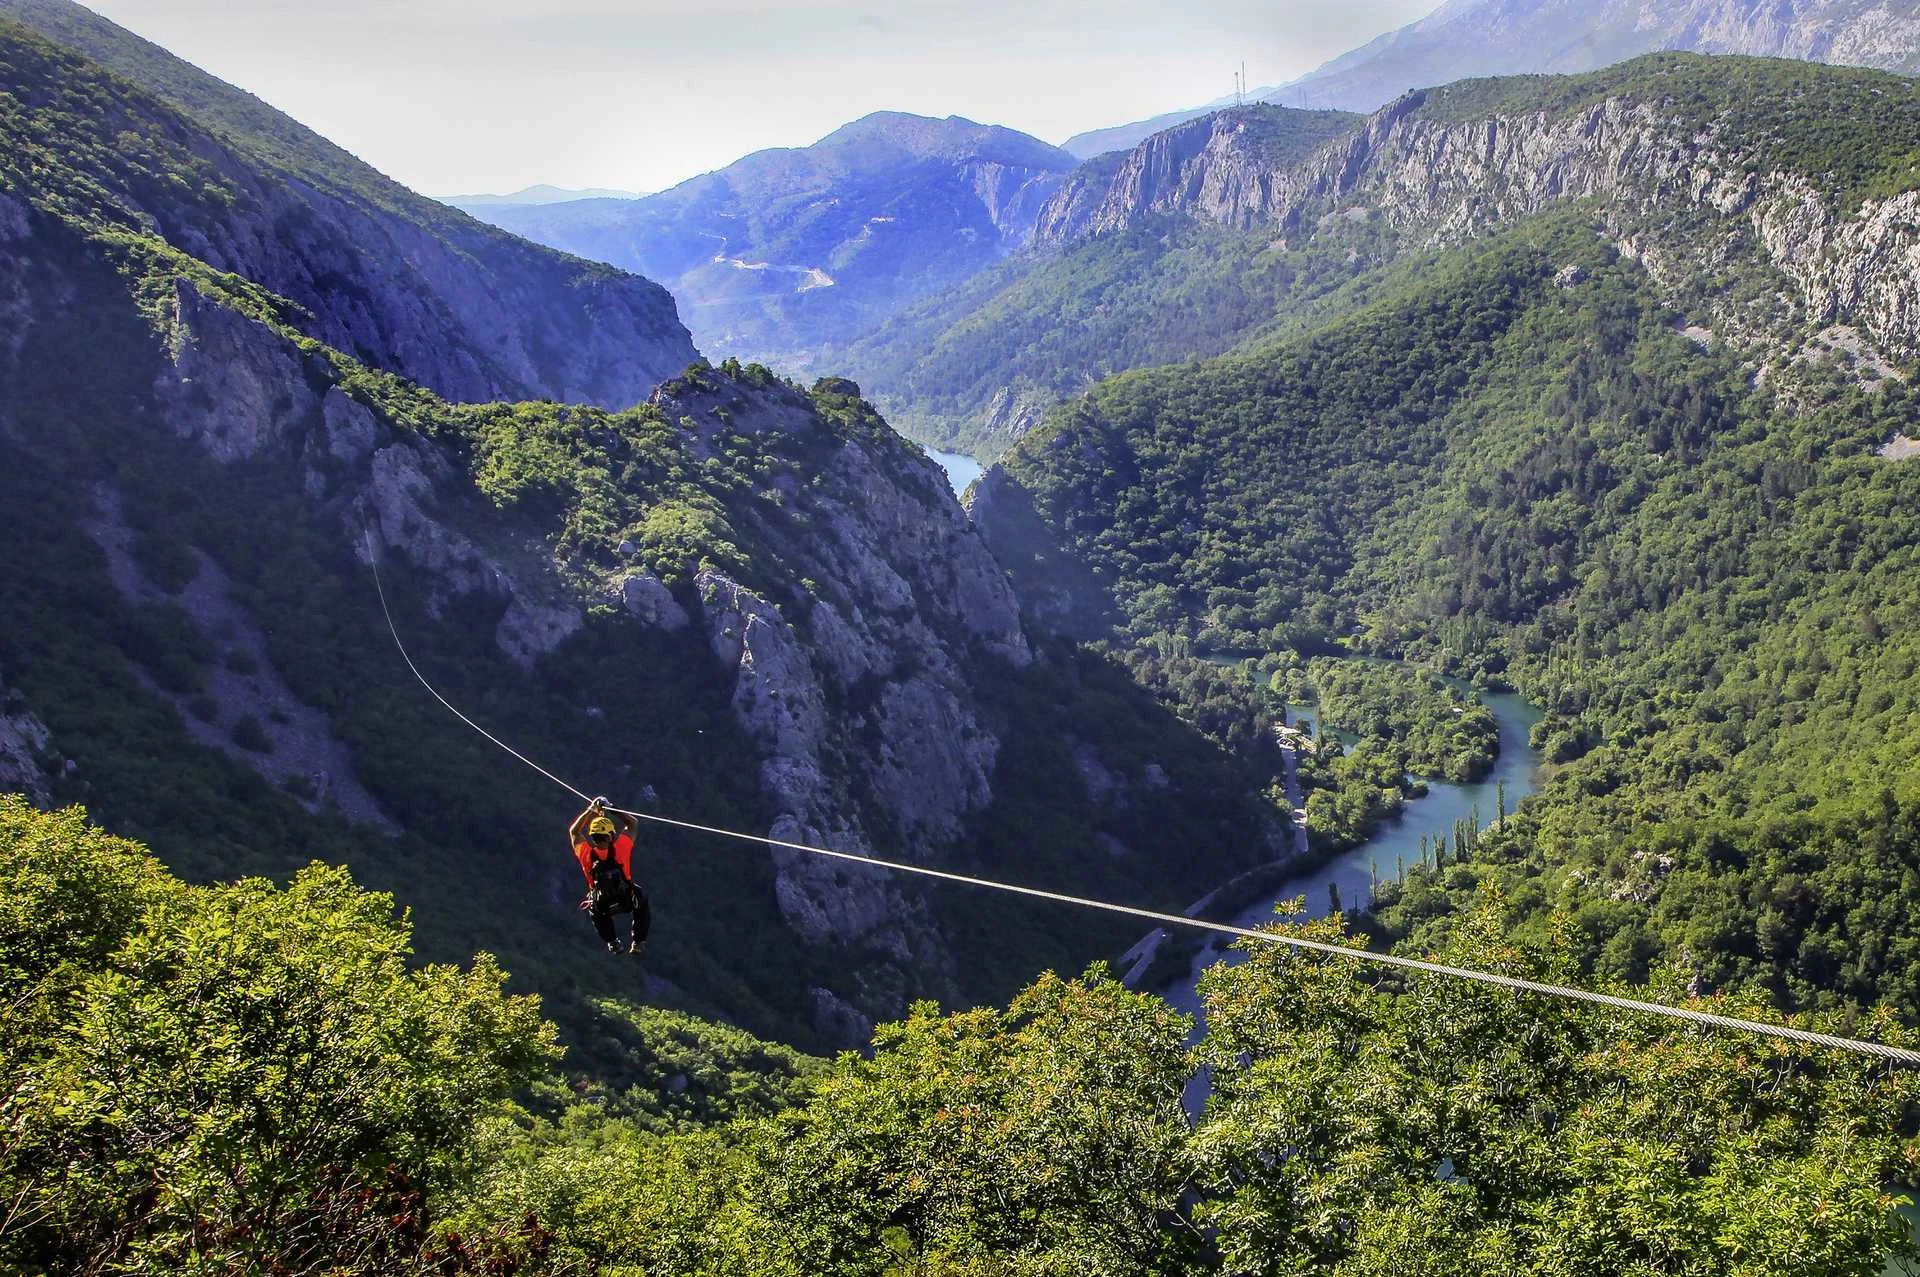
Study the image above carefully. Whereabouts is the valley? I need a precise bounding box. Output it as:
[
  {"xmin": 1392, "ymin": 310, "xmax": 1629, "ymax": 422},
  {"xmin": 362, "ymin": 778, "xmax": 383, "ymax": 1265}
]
[{"xmin": 5, "ymin": 0, "xmax": 1920, "ymax": 1271}]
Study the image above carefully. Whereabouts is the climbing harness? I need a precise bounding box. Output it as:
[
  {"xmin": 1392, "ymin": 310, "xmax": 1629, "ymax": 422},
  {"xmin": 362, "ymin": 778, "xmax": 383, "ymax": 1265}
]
[{"xmin": 364, "ymin": 538, "xmax": 1920, "ymax": 1067}]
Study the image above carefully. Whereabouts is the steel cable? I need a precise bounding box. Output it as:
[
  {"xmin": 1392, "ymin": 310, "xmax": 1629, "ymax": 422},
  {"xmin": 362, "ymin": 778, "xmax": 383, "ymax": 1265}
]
[{"xmin": 365, "ymin": 540, "xmax": 1920, "ymax": 1067}]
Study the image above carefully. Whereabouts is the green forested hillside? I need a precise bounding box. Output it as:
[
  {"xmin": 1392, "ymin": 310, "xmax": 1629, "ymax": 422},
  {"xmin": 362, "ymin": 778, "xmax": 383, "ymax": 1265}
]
[
  {"xmin": 840, "ymin": 206, "xmax": 1393, "ymax": 457},
  {"xmin": 986, "ymin": 206, "xmax": 1920, "ymax": 1026},
  {"xmin": 9, "ymin": 798, "xmax": 1911, "ymax": 1275}
]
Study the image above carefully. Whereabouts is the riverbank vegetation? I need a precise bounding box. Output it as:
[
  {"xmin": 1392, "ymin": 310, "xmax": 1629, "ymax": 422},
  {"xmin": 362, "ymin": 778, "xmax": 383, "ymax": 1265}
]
[
  {"xmin": 8, "ymin": 797, "xmax": 1911, "ymax": 1276},
  {"xmin": 1307, "ymin": 658, "xmax": 1498, "ymax": 781}
]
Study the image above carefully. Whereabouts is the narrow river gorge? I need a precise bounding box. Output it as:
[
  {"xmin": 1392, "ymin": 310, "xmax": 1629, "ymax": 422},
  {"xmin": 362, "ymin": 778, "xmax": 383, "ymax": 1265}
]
[{"xmin": 1158, "ymin": 684, "xmax": 1547, "ymax": 1016}]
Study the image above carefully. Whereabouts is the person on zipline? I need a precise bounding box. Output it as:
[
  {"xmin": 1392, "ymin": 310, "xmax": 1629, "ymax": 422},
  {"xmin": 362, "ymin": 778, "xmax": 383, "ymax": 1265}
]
[{"xmin": 569, "ymin": 798, "xmax": 650, "ymax": 955}]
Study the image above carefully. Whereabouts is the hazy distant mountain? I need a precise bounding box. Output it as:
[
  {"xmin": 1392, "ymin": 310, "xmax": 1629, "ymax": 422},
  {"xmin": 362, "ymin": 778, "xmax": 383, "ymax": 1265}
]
[
  {"xmin": 461, "ymin": 112, "xmax": 1078, "ymax": 365},
  {"xmin": 1064, "ymin": 0, "xmax": 1920, "ymax": 158},
  {"xmin": 440, "ymin": 184, "xmax": 649, "ymax": 206},
  {"xmin": 1061, "ymin": 104, "xmax": 1219, "ymax": 160},
  {"xmin": 1264, "ymin": 0, "xmax": 1920, "ymax": 111}
]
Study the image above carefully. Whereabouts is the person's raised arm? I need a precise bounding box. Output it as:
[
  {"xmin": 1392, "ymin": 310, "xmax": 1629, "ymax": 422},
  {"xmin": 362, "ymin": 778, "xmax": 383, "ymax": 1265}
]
[
  {"xmin": 567, "ymin": 802, "xmax": 597, "ymax": 846},
  {"xmin": 612, "ymin": 807, "xmax": 637, "ymax": 837}
]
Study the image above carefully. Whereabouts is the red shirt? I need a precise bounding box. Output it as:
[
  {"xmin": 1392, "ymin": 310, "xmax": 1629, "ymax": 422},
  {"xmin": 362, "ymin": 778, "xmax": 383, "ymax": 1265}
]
[{"xmin": 574, "ymin": 832, "xmax": 634, "ymax": 887}]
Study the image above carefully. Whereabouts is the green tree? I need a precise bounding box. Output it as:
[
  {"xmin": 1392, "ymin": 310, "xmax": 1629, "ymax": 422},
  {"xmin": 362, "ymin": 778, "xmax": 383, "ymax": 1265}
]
[
  {"xmin": 0, "ymin": 800, "xmax": 559, "ymax": 1275},
  {"xmin": 1190, "ymin": 906, "xmax": 1918, "ymax": 1276}
]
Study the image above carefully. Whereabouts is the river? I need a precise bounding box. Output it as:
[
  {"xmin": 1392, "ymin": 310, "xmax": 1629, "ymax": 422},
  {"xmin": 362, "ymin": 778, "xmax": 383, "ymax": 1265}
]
[
  {"xmin": 1140, "ymin": 683, "xmax": 1920, "ymax": 1263},
  {"xmin": 928, "ymin": 447, "xmax": 983, "ymax": 495},
  {"xmin": 1157, "ymin": 684, "xmax": 1546, "ymax": 1017}
]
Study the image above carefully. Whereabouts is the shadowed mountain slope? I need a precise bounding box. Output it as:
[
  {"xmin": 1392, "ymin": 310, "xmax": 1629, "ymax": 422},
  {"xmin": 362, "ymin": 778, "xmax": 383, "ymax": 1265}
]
[
  {"xmin": 0, "ymin": 0, "xmax": 696, "ymax": 406},
  {"xmin": 0, "ymin": 19, "xmax": 1285, "ymax": 1054}
]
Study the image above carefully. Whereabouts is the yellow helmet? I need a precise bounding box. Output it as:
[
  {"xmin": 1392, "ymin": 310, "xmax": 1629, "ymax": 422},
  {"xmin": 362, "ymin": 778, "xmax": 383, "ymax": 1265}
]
[{"xmin": 588, "ymin": 815, "xmax": 616, "ymax": 838}]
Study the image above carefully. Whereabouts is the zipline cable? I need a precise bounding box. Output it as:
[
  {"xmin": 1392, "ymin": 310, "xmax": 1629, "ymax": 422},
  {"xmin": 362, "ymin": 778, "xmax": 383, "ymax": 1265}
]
[{"xmin": 365, "ymin": 539, "xmax": 1920, "ymax": 1067}]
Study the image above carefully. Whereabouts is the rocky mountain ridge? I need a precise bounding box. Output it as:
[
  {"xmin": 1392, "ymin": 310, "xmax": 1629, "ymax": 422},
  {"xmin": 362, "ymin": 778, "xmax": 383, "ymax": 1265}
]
[
  {"xmin": 1250, "ymin": 58, "xmax": 1920, "ymax": 367},
  {"xmin": 1065, "ymin": 0, "xmax": 1920, "ymax": 159},
  {"xmin": 0, "ymin": 0, "xmax": 696, "ymax": 407},
  {"xmin": 851, "ymin": 54, "xmax": 1920, "ymax": 463}
]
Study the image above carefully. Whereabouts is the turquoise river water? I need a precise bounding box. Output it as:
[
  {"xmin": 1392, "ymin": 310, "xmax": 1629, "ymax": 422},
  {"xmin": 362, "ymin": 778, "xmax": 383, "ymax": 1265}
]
[
  {"xmin": 928, "ymin": 447, "xmax": 983, "ymax": 495},
  {"xmin": 1159, "ymin": 686, "xmax": 1546, "ymax": 1016}
]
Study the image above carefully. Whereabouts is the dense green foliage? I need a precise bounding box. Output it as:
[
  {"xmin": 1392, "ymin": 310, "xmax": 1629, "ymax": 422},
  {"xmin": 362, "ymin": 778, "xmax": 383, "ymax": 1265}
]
[
  {"xmin": 6, "ymin": 757, "xmax": 1916, "ymax": 1275},
  {"xmin": 1307, "ymin": 658, "xmax": 1498, "ymax": 782},
  {"xmin": 998, "ymin": 220, "xmax": 1600, "ymax": 643},
  {"xmin": 1189, "ymin": 908, "xmax": 1917, "ymax": 1276},
  {"xmin": 0, "ymin": 797, "xmax": 559, "ymax": 1273},
  {"xmin": 455, "ymin": 906, "xmax": 1918, "ymax": 1276}
]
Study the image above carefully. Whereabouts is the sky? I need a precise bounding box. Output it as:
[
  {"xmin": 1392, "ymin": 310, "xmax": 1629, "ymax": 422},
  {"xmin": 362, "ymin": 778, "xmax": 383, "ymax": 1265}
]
[{"xmin": 86, "ymin": 0, "xmax": 1440, "ymax": 196}]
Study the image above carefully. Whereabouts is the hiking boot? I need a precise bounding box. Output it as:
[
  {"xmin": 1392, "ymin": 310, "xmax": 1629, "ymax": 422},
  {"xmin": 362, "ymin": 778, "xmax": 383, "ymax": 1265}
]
[
  {"xmin": 604, "ymin": 939, "xmax": 621, "ymax": 954},
  {"xmin": 626, "ymin": 936, "xmax": 645, "ymax": 957}
]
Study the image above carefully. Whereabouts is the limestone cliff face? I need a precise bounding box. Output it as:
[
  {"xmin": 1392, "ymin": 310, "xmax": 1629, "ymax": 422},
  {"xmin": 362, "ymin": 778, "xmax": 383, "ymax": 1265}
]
[
  {"xmin": 1267, "ymin": 86, "xmax": 1920, "ymax": 365},
  {"xmin": 633, "ymin": 376, "xmax": 1029, "ymax": 1026},
  {"xmin": 1036, "ymin": 110, "xmax": 1318, "ymax": 247},
  {"xmin": 1035, "ymin": 106, "xmax": 1360, "ymax": 248},
  {"xmin": 1044, "ymin": 68, "xmax": 1920, "ymax": 370},
  {"xmin": 1748, "ymin": 178, "xmax": 1920, "ymax": 361}
]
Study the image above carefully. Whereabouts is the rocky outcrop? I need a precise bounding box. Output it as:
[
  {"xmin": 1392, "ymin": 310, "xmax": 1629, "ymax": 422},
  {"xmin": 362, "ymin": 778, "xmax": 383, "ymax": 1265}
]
[
  {"xmin": 1750, "ymin": 179, "xmax": 1920, "ymax": 363},
  {"xmin": 1036, "ymin": 107, "xmax": 1355, "ymax": 247},
  {"xmin": 0, "ymin": 671, "xmax": 51, "ymax": 807},
  {"xmin": 638, "ymin": 375, "xmax": 1034, "ymax": 1029},
  {"xmin": 964, "ymin": 159, "xmax": 1070, "ymax": 246}
]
